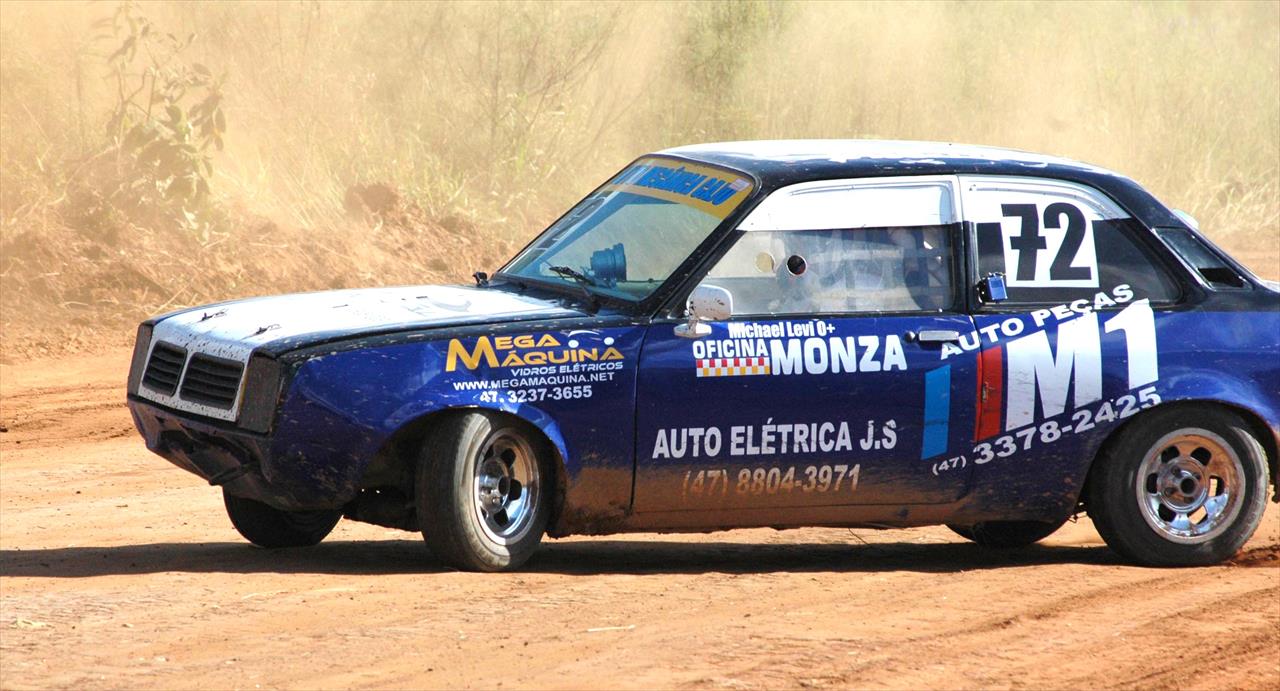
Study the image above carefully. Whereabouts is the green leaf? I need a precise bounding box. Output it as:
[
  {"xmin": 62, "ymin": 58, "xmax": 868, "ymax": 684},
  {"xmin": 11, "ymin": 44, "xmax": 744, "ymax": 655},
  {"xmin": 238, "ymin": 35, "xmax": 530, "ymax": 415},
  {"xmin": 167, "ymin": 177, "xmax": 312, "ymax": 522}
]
[{"xmin": 192, "ymin": 63, "xmax": 211, "ymax": 77}]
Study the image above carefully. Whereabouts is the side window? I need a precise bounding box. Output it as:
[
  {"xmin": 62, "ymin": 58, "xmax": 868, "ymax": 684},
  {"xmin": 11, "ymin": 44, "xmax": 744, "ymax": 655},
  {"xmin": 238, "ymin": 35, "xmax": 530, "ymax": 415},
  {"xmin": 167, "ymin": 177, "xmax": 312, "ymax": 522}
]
[
  {"xmin": 698, "ymin": 178, "xmax": 958, "ymax": 316},
  {"xmin": 962, "ymin": 176, "xmax": 1180, "ymax": 305}
]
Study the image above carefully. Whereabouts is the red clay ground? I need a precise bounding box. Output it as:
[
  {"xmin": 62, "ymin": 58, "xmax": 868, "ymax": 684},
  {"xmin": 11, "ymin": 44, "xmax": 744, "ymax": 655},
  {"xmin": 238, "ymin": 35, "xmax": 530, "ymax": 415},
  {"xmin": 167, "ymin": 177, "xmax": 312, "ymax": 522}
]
[{"xmin": 1, "ymin": 347, "xmax": 1277, "ymax": 689}]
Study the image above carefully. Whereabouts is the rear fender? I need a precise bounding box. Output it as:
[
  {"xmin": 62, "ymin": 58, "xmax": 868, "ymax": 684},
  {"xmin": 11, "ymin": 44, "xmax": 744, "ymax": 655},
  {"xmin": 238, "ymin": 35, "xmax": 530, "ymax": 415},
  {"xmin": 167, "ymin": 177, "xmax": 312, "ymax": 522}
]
[
  {"xmin": 1080, "ymin": 385, "xmax": 1280, "ymax": 507},
  {"xmin": 953, "ymin": 370, "xmax": 1279, "ymax": 525}
]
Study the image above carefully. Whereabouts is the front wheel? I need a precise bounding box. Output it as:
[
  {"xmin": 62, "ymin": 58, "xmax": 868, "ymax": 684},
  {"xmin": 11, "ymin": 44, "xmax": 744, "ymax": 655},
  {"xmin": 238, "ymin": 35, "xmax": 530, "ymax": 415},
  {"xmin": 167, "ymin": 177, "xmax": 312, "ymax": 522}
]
[
  {"xmin": 1087, "ymin": 406, "xmax": 1269, "ymax": 566},
  {"xmin": 223, "ymin": 491, "xmax": 342, "ymax": 548},
  {"xmin": 415, "ymin": 411, "xmax": 552, "ymax": 572}
]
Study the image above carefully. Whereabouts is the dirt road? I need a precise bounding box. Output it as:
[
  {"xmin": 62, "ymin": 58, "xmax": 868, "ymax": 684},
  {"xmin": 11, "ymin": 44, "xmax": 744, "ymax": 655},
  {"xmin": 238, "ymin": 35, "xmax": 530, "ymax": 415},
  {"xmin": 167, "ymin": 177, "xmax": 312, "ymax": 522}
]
[{"xmin": 2, "ymin": 348, "xmax": 1277, "ymax": 690}]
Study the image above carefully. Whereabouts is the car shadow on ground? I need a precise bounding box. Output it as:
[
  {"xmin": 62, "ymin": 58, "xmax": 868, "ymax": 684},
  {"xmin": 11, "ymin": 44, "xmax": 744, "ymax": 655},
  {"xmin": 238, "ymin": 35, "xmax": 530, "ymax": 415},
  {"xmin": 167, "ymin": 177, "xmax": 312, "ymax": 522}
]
[{"xmin": 0, "ymin": 537, "xmax": 1125, "ymax": 579}]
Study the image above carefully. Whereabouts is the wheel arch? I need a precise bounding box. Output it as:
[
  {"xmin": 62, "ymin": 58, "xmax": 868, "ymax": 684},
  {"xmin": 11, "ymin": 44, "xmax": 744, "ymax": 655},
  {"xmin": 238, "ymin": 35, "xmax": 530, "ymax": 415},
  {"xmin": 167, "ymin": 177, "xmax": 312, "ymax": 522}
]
[
  {"xmin": 1078, "ymin": 399, "xmax": 1279, "ymax": 509},
  {"xmin": 357, "ymin": 405, "xmax": 571, "ymax": 531}
]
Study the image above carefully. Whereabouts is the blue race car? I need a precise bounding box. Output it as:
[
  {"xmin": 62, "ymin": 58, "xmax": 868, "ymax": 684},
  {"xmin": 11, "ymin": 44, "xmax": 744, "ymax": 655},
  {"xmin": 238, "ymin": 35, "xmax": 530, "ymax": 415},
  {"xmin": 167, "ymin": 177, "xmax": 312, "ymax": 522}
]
[{"xmin": 127, "ymin": 140, "xmax": 1279, "ymax": 571}]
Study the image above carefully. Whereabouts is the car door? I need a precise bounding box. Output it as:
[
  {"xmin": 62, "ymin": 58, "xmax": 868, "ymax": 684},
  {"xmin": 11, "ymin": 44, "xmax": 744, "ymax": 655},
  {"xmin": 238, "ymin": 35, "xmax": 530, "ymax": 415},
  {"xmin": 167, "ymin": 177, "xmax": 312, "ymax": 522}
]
[
  {"xmin": 957, "ymin": 175, "xmax": 1183, "ymax": 517},
  {"xmin": 634, "ymin": 176, "xmax": 979, "ymax": 513}
]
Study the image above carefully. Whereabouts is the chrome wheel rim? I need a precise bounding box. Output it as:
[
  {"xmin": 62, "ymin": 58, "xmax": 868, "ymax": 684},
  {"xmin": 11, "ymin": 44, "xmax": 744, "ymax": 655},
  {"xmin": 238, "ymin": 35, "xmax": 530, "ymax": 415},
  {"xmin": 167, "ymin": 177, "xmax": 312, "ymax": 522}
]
[
  {"xmin": 472, "ymin": 430, "xmax": 539, "ymax": 544},
  {"xmin": 1136, "ymin": 428, "xmax": 1244, "ymax": 544}
]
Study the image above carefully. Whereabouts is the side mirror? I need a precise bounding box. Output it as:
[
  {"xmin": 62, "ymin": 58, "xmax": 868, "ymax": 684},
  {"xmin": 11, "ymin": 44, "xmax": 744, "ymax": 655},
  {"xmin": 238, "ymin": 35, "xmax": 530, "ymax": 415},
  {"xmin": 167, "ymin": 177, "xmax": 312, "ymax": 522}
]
[
  {"xmin": 675, "ymin": 284, "xmax": 732, "ymax": 339},
  {"xmin": 978, "ymin": 273, "xmax": 1008, "ymax": 302}
]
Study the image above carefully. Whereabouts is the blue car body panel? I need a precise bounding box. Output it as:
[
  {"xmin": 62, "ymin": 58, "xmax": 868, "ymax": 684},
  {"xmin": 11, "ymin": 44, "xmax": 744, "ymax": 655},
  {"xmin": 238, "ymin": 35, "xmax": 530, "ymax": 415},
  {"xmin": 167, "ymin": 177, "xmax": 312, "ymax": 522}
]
[
  {"xmin": 126, "ymin": 141, "xmax": 1280, "ymax": 537},
  {"xmin": 270, "ymin": 321, "xmax": 648, "ymax": 527},
  {"xmin": 633, "ymin": 314, "xmax": 980, "ymax": 513},
  {"xmin": 956, "ymin": 300, "xmax": 1280, "ymax": 524}
]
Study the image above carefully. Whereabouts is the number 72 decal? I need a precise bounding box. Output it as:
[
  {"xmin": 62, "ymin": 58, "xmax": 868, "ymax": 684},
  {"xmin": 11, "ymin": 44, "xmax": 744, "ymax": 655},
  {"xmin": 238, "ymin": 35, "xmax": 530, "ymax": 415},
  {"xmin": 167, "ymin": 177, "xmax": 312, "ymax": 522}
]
[{"xmin": 982, "ymin": 201, "xmax": 1100, "ymax": 289}]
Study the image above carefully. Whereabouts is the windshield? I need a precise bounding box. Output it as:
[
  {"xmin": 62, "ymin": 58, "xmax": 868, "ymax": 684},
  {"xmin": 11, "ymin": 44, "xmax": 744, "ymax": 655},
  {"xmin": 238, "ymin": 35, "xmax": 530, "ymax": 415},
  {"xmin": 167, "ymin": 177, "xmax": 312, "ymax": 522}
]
[{"xmin": 502, "ymin": 157, "xmax": 754, "ymax": 301}]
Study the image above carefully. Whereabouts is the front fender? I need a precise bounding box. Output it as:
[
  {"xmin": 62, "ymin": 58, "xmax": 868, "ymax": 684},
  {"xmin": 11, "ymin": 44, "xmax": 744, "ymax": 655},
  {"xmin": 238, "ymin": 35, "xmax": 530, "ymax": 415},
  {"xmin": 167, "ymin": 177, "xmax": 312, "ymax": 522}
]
[
  {"xmin": 387, "ymin": 395, "xmax": 574, "ymax": 481},
  {"xmin": 268, "ymin": 326, "xmax": 644, "ymax": 523}
]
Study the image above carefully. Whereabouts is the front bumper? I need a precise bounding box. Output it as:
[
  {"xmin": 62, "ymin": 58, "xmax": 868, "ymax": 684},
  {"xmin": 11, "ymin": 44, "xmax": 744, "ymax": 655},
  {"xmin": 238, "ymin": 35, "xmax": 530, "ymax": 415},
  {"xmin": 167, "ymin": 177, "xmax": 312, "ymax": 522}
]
[{"xmin": 128, "ymin": 396, "xmax": 349, "ymax": 511}]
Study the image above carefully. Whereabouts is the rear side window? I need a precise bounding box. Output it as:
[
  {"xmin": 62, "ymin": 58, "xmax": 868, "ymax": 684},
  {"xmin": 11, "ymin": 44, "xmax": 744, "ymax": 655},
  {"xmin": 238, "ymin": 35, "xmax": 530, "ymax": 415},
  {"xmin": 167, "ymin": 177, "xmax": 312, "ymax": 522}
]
[
  {"xmin": 1155, "ymin": 227, "xmax": 1248, "ymax": 289},
  {"xmin": 962, "ymin": 176, "xmax": 1180, "ymax": 306}
]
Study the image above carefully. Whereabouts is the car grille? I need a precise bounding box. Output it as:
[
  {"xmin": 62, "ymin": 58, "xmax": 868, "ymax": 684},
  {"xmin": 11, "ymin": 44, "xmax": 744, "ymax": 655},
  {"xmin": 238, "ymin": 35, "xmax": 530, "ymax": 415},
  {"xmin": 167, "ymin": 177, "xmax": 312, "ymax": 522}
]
[
  {"xmin": 141, "ymin": 342, "xmax": 187, "ymax": 395},
  {"xmin": 178, "ymin": 354, "xmax": 244, "ymax": 409}
]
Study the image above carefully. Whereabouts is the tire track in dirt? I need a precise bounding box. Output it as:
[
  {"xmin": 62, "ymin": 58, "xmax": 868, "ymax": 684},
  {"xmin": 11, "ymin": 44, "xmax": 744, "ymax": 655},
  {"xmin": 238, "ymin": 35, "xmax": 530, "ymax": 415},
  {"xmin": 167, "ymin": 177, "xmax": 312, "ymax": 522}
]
[{"xmin": 1, "ymin": 381, "xmax": 131, "ymax": 446}]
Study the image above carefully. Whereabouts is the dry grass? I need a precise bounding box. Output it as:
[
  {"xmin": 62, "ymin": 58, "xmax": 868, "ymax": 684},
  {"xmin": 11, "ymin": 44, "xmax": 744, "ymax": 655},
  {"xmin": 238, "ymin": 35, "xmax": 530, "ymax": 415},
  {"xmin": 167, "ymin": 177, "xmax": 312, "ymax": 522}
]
[{"xmin": 1, "ymin": 1, "xmax": 1277, "ymax": 359}]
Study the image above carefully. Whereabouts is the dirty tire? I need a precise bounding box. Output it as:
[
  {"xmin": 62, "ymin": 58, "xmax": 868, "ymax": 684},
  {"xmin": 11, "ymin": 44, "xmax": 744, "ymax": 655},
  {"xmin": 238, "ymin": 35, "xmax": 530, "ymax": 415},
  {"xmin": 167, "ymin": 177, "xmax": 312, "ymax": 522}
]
[
  {"xmin": 947, "ymin": 519, "xmax": 1066, "ymax": 548},
  {"xmin": 416, "ymin": 411, "xmax": 551, "ymax": 572},
  {"xmin": 1087, "ymin": 406, "xmax": 1269, "ymax": 566},
  {"xmin": 223, "ymin": 491, "xmax": 342, "ymax": 548}
]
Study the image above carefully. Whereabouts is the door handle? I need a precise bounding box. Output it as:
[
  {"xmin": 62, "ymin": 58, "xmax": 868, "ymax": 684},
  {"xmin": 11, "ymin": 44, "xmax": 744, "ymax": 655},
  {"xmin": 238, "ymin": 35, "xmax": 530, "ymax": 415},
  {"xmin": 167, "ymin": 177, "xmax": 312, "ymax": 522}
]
[{"xmin": 913, "ymin": 329, "xmax": 961, "ymax": 344}]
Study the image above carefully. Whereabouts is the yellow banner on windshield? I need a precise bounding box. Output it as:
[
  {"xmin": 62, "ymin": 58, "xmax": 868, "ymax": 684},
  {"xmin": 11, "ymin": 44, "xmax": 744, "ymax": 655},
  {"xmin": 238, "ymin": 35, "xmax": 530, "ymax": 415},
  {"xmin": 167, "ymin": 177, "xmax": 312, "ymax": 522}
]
[{"xmin": 603, "ymin": 157, "xmax": 753, "ymax": 219}]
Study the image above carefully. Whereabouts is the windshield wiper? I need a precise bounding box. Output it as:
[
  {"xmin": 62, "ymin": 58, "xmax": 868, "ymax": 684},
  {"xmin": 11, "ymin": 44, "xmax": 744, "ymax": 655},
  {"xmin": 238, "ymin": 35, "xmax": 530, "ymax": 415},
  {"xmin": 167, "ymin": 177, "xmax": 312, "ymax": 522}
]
[
  {"xmin": 548, "ymin": 264, "xmax": 595, "ymax": 286},
  {"xmin": 547, "ymin": 265, "xmax": 599, "ymax": 312}
]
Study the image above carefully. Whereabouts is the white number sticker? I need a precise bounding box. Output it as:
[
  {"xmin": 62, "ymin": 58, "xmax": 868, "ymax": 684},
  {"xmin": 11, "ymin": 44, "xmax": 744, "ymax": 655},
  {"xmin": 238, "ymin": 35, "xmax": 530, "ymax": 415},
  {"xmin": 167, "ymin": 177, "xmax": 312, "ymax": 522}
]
[{"xmin": 998, "ymin": 202, "xmax": 1099, "ymax": 288}]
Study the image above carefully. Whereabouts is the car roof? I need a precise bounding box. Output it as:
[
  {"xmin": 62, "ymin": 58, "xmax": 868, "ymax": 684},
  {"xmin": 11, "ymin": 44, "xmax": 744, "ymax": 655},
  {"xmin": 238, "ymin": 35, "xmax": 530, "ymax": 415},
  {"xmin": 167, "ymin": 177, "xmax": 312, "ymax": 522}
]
[
  {"xmin": 660, "ymin": 139, "xmax": 1121, "ymax": 180},
  {"xmin": 656, "ymin": 139, "xmax": 1182, "ymax": 228}
]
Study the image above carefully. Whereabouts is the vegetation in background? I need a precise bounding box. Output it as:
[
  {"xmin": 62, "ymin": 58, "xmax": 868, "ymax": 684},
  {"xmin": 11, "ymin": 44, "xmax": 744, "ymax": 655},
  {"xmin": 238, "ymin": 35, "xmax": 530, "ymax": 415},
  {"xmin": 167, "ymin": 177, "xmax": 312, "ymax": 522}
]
[
  {"xmin": 1, "ymin": 0, "xmax": 1277, "ymax": 358},
  {"xmin": 87, "ymin": 1, "xmax": 227, "ymax": 239}
]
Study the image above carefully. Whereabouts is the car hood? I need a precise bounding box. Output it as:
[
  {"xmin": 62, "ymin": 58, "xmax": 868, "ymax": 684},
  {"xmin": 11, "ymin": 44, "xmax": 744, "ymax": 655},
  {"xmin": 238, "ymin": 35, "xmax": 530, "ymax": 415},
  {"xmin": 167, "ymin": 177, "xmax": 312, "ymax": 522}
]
[{"xmin": 151, "ymin": 284, "xmax": 580, "ymax": 362}]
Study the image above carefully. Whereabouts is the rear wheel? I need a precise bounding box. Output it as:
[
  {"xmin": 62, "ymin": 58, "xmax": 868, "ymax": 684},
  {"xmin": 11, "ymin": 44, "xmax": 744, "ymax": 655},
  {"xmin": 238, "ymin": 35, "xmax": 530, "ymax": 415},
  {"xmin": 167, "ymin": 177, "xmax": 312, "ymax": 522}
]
[
  {"xmin": 1087, "ymin": 406, "xmax": 1268, "ymax": 566},
  {"xmin": 415, "ymin": 411, "xmax": 551, "ymax": 572},
  {"xmin": 223, "ymin": 491, "xmax": 342, "ymax": 548},
  {"xmin": 947, "ymin": 519, "xmax": 1066, "ymax": 548}
]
